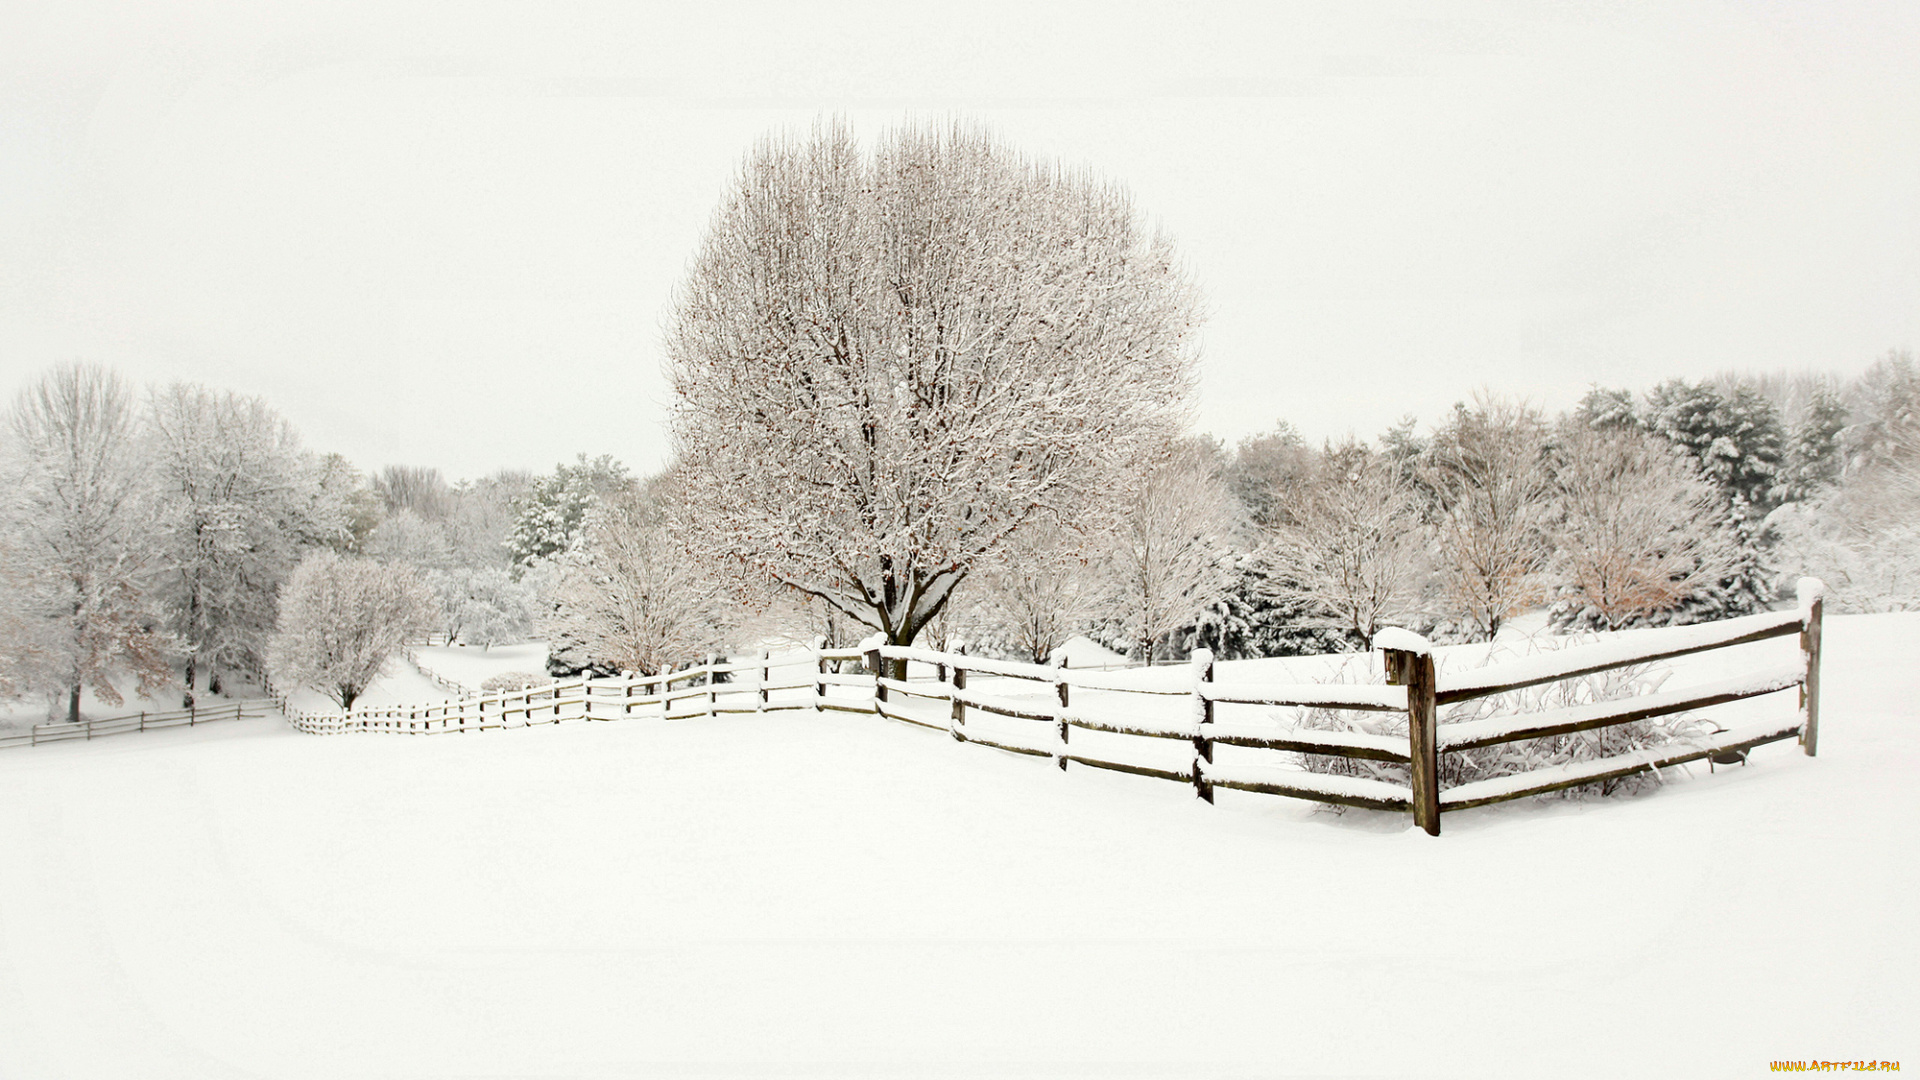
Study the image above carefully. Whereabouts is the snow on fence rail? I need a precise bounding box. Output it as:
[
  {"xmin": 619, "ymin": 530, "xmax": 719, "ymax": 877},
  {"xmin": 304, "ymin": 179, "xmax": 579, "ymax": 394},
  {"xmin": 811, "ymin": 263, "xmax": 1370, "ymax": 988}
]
[
  {"xmin": 276, "ymin": 580, "xmax": 1827, "ymax": 836},
  {"xmin": 0, "ymin": 699, "xmax": 271, "ymax": 750}
]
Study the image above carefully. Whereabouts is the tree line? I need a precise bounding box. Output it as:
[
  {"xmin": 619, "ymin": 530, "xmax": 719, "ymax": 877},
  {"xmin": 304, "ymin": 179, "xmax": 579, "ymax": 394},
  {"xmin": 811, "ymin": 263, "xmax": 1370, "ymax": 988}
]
[{"xmin": 4, "ymin": 119, "xmax": 1914, "ymax": 718}]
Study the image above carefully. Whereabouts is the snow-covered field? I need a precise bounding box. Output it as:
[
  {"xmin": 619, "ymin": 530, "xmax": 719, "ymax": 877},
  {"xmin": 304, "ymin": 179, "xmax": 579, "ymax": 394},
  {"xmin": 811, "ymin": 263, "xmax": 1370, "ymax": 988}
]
[{"xmin": 1, "ymin": 616, "xmax": 1913, "ymax": 1078}]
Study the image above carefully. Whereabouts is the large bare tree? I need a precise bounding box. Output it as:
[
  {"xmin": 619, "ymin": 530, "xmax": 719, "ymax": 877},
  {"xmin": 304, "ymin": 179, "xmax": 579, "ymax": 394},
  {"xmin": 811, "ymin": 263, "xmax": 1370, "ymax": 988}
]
[
  {"xmin": 3, "ymin": 364, "xmax": 172, "ymax": 721},
  {"xmin": 666, "ymin": 120, "xmax": 1200, "ymax": 654}
]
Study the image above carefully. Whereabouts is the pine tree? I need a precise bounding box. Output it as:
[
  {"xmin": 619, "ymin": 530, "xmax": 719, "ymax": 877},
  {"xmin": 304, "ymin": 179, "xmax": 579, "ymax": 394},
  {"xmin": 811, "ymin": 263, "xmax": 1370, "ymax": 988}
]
[
  {"xmin": 1778, "ymin": 384, "xmax": 1848, "ymax": 502},
  {"xmin": 1574, "ymin": 387, "xmax": 1639, "ymax": 431},
  {"xmin": 505, "ymin": 455, "xmax": 632, "ymax": 572},
  {"xmin": 1644, "ymin": 378, "xmax": 1786, "ymax": 518}
]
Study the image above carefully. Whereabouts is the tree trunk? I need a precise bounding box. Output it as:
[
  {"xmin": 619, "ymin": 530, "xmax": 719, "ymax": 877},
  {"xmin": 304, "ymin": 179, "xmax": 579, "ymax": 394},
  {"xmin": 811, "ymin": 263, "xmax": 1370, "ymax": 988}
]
[{"xmin": 67, "ymin": 683, "xmax": 81, "ymax": 725}]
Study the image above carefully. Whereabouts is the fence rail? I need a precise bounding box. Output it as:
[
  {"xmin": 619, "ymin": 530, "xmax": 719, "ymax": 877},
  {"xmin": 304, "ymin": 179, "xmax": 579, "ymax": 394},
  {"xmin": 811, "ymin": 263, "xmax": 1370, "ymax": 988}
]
[
  {"xmin": 274, "ymin": 581, "xmax": 1828, "ymax": 836},
  {"xmin": 0, "ymin": 699, "xmax": 271, "ymax": 751}
]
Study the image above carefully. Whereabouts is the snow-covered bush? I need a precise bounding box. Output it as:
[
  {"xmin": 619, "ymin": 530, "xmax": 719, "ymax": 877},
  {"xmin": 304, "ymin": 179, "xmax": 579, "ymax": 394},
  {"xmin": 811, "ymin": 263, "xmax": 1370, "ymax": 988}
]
[
  {"xmin": 1286, "ymin": 640, "xmax": 1712, "ymax": 800},
  {"xmin": 480, "ymin": 671, "xmax": 552, "ymax": 694}
]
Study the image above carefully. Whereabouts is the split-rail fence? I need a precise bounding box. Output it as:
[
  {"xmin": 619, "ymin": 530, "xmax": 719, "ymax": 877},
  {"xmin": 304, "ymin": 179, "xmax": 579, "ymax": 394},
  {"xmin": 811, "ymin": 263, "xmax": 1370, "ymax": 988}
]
[
  {"xmin": 0, "ymin": 699, "xmax": 272, "ymax": 751},
  {"xmin": 272, "ymin": 579, "xmax": 1828, "ymax": 836}
]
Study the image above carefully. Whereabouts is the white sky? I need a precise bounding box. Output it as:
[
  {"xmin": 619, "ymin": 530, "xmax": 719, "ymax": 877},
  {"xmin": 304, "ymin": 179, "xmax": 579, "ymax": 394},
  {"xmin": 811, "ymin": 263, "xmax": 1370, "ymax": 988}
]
[{"xmin": 2, "ymin": 1, "xmax": 1915, "ymax": 480}]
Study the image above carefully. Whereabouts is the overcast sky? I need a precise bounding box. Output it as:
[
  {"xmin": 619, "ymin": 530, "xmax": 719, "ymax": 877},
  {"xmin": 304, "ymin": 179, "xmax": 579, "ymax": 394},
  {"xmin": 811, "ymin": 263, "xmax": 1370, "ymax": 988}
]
[{"xmin": 2, "ymin": 1, "xmax": 1915, "ymax": 480}]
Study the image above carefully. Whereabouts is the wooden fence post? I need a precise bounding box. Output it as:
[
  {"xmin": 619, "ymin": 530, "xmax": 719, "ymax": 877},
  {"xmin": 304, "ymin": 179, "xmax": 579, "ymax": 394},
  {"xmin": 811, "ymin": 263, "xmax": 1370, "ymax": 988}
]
[
  {"xmin": 706, "ymin": 655, "xmax": 717, "ymax": 717},
  {"xmin": 1191, "ymin": 648, "xmax": 1214, "ymax": 803},
  {"xmin": 864, "ymin": 643, "xmax": 886, "ymax": 704},
  {"xmin": 1799, "ymin": 577, "xmax": 1825, "ymax": 757},
  {"xmin": 1381, "ymin": 634, "xmax": 1440, "ymax": 836},
  {"xmin": 950, "ymin": 645, "xmax": 967, "ymax": 740},
  {"xmin": 1053, "ymin": 653, "xmax": 1070, "ymax": 770},
  {"xmin": 760, "ymin": 649, "xmax": 771, "ymax": 711},
  {"xmin": 811, "ymin": 636, "xmax": 828, "ymax": 713}
]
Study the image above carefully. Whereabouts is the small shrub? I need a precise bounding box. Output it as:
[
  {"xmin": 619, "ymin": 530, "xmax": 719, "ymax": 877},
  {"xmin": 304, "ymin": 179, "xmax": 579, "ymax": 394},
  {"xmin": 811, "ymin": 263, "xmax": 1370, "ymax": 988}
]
[
  {"xmin": 1287, "ymin": 636, "xmax": 1718, "ymax": 801},
  {"xmin": 481, "ymin": 671, "xmax": 553, "ymax": 694}
]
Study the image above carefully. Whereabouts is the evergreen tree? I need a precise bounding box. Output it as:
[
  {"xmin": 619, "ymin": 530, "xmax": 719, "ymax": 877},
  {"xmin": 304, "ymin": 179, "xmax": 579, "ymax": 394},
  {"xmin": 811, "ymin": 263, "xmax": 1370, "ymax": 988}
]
[
  {"xmin": 1778, "ymin": 385, "xmax": 1848, "ymax": 502},
  {"xmin": 1643, "ymin": 378, "xmax": 1785, "ymax": 518},
  {"xmin": 505, "ymin": 455, "xmax": 633, "ymax": 572},
  {"xmin": 1574, "ymin": 386, "xmax": 1639, "ymax": 431}
]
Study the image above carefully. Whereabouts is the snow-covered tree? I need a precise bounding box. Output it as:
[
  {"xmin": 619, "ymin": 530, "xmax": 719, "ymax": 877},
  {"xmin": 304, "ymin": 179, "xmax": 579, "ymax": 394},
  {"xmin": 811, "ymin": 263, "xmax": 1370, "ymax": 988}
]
[
  {"xmin": 1842, "ymin": 350, "xmax": 1919, "ymax": 473},
  {"xmin": 425, "ymin": 566, "xmax": 531, "ymax": 648},
  {"xmin": 147, "ymin": 383, "xmax": 332, "ymax": 702},
  {"xmin": 367, "ymin": 509, "xmax": 456, "ymax": 572},
  {"xmin": 665, "ymin": 120, "xmax": 1199, "ymax": 658},
  {"xmin": 967, "ymin": 516, "xmax": 1104, "ymax": 664},
  {"xmin": 1262, "ymin": 444, "xmax": 1428, "ymax": 648},
  {"xmin": 1099, "ymin": 440, "xmax": 1239, "ymax": 663},
  {"xmin": 1192, "ymin": 555, "xmax": 1354, "ymax": 660},
  {"xmin": 540, "ymin": 487, "xmax": 733, "ymax": 677},
  {"xmin": 505, "ymin": 455, "xmax": 632, "ymax": 572},
  {"xmin": 1574, "ymin": 386, "xmax": 1640, "ymax": 431},
  {"xmin": 1547, "ymin": 425, "xmax": 1739, "ymax": 631},
  {"xmin": 373, "ymin": 465, "xmax": 452, "ymax": 521},
  {"xmin": 1223, "ymin": 422, "xmax": 1318, "ymax": 529},
  {"xmin": 1778, "ymin": 383, "xmax": 1849, "ymax": 503},
  {"xmin": 2, "ymin": 364, "xmax": 173, "ymax": 721},
  {"xmin": 1769, "ymin": 353, "xmax": 1920, "ymax": 611},
  {"xmin": 311, "ymin": 453, "xmax": 382, "ymax": 554},
  {"xmin": 1644, "ymin": 378, "xmax": 1786, "ymax": 518},
  {"xmin": 266, "ymin": 551, "xmax": 437, "ymax": 711},
  {"xmin": 443, "ymin": 471, "xmax": 532, "ymax": 571},
  {"xmin": 1422, "ymin": 398, "xmax": 1555, "ymax": 641}
]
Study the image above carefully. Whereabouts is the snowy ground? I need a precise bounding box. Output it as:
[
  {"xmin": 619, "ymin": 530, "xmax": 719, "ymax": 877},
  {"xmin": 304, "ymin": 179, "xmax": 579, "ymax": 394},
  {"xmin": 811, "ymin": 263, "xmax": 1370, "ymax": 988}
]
[{"xmin": 0, "ymin": 616, "xmax": 1913, "ymax": 1078}]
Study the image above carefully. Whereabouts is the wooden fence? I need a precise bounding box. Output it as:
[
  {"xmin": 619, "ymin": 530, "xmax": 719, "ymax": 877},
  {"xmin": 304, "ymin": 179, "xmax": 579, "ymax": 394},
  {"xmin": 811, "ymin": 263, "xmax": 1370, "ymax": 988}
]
[
  {"xmin": 0, "ymin": 699, "xmax": 272, "ymax": 751},
  {"xmin": 274, "ymin": 648, "xmax": 878, "ymax": 736},
  {"xmin": 276, "ymin": 581, "xmax": 1827, "ymax": 836}
]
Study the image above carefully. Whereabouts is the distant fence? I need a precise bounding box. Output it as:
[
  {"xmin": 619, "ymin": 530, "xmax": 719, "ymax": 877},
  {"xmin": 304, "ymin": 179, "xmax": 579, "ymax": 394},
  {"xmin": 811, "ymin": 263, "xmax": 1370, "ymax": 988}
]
[
  {"xmin": 277, "ymin": 582, "xmax": 1827, "ymax": 836},
  {"xmin": 274, "ymin": 648, "xmax": 878, "ymax": 735},
  {"xmin": 0, "ymin": 699, "xmax": 272, "ymax": 751}
]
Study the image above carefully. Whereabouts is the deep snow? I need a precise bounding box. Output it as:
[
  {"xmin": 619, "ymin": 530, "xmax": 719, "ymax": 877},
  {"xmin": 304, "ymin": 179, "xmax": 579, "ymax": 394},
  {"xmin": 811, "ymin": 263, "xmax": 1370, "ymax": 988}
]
[{"xmin": 0, "ymin": 616, "xmax": 1913, "ymax": 1078}]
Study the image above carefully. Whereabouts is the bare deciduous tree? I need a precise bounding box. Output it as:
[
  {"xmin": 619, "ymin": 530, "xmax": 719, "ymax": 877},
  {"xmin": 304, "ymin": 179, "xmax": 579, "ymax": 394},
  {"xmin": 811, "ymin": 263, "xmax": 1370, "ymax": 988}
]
[
  {"xmin": 968, "ymin": 516, "xmax": 1104, "ymax": 663},
  {"xmin": 1549, "ymin": 425, "xmax": 1738, "ymax": 630},
  {"xmin": 541, "ymin": 488, "xmax": 734, "ymax": 677},
  {"xmin": 666, "ymin": 120, "xmax": 1200, "ymax": 659},
  {"xmin": 266, "ymin": 551, "xmax": 437, "ymax": 711},
  {"xmin": 1100, "ymin": 440, "xmax": 1239, "ymax": 663},
  {"xmin": 1424, "ymin": 397, "xmax": 1555, "ymax": 641},
  {"xmin": 148, "ymin": 383, "xmax": 328, "ymax": 702},
  {"xmin": 3, "ymin": 364, "xmax": 172, "ymax": 721},
  {"xmin": 1262, "ymin": 444, "xmax": 1428, "ymax": 648}
]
